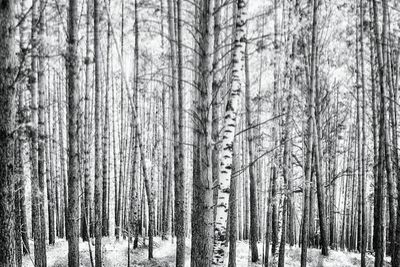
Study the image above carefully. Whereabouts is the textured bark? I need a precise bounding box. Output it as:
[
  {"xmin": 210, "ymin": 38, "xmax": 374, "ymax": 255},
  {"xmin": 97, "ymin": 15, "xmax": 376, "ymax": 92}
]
[
  {"xmin": 301, "ymin": 0, "xmax": 319, "ymax": 265},
  {"xmin": 57, "ymin": 66, "xmax": 66, "ymax": 240},
  {"xmin": 160, "ymin": 0, "xmax": 170, "ymax": 240},
  {"xmin": 228, "ymin": 139, "xmax": 239, "ymax": 267},
  {"xmin": 371, "ymin": 0, "xmax": 386, "ymax": 265},
  {"xmin": 82, "ymin": 0, "xmax": 92, "ymax": 243},
  {"xmin": 0, "ymin": 1, "xmax": 16, "ymax": 264},
  {"xmin": 66, "ymin": 0, "xmax": 80, "ymax": 264},
  {"xmin": 115, "ymin": 0, "xmax": 124, "ymax": 240},
  {"xmin": 18, "ymin": 0, "xmax": 30, "ymax": 255},
  {"xmin": 15, "ymin": 133, "xmax": 22, "ymax": 267},
  {"xmin": 191, "ymin": 0, "xmax": 214, "ymax": 266},
  {"xmin": 271, "ymin": 0, "xmax": 279, "ymax": 255},
  {"xmin": 166, "ymin": 0, "xmax": 185, "ymax": 264},
  {"xmin": 278, "ymin": 6, "xmax": 296, "ymax": 261},
  {"xmin": 102, "ymin": 2, "xmax": 111, "ymax": 236},
  {"xmin": 38, "ymin": 0, "xmax": 47, "ymax": 255},
  {"xmin": 94, "ymin": 0, "xmax": 103, "ymax": 264},
  {"xmin": 244, "ymin": 40, "xmax": 258, "ymax": 262},
  {"xmin": 31, "ymin": 1, "xmax": 47, "ymax": 264},
  {"xmin": 212, "ymin": 0, "xmax": 221, "ymax": 224},
  {"xmin": 46, "ymin": 74, "xmax": 55, "ymax": 246},
  {"xmin": 359, "ymin": 0, "xmax": 367, "ymax": 264},
  {"xmin": 212, "ymin": 0, "xmax": 247, "ymax": 265},
  {"xmin": 313, "ymin": 30, "xmax": 328, "ymax": 255}
]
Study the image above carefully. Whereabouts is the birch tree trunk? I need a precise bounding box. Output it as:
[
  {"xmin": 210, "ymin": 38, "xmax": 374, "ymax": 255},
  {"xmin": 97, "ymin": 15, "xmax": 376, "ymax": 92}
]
[
  {"xmin": 212, "ymin": 0, "xmax": 247, "ymax": 265},
  {"xmin": 228, "ymin": 137, "xmax": 239, "ymax": 267}
]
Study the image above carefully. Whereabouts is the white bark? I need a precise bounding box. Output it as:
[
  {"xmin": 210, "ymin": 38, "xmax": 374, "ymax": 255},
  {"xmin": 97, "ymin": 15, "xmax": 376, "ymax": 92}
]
[{"xmin": 212, "ymin": 0, "xmax": 247, "ymax": 265}]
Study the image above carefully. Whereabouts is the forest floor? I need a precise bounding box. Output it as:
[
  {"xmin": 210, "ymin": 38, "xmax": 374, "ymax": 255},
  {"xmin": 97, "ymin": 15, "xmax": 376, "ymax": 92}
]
[{"xmin": 22, "ymin": 237, "xmax": 389, "ymax": 266}]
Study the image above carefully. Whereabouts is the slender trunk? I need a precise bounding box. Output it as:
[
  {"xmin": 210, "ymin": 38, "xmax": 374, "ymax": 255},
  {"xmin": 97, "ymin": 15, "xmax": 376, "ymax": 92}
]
[
  {"xmin": 115, "ymin": 0, "xmax": 125, "ymax": 240},
  {"xmin": 372, "ymin": 0, "xmax": 387, "ymax": 265},
  {"xmin": 38, "ymin": 0, "xmax": 47, "ymax": 257},
  {"xmin": 244, "ymin": 40, "xmax": 259, "ymax": 262},
  {"xmin": 31, "ymin": 1, "xmax": 47, "ymax": 264},
  {"xmin": 94, "ymin": 0, "xmax": 103, "ymax": 264},
  {"xmin": 301, "ymin": 0, "xmax": 319, "ymax": 265},
  {"xmin": 228, "ymin": 138, "xmax": 239, "ymax": 267},
  {"xmin": 102, "ymin": 1, "xmax": 111, "ymax": 236},
  {"xmin": 18, "ymin": 0, "xmax": 30, "ymax": 254},
  {"xmin": 359, "ymin": 0, "xmax": 367, "ymax": 264},
  {"xmin": 212, "ymin": 0, "xmax": 247, "ymax": 265},
  {"xmin": 46, "ymin": 70, "xmax": 55, "ymax": 246},
  {"xmin": 176, "ymin": 0, "xmax": 186, "ymax": 263}
]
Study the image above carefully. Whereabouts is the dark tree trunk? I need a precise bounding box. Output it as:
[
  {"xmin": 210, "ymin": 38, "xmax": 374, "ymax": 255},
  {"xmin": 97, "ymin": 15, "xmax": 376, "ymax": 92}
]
[
  {"xmin": 0, "ymin": 2, "xmax": 17, "ymax": 265},
  {"xmin": 94, "ymin": 0, "xmax": 103, "ymax": 264},
  {"xmin": 66, "ymin": 0, "xmax": 80, "ymax": 264}
]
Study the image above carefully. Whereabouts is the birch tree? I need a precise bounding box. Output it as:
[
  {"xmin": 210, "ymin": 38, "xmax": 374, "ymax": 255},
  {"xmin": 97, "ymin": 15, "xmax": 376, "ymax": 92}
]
[{"xmin": 213, "ymin": 0, "xmax": 247, "ymax": 265}]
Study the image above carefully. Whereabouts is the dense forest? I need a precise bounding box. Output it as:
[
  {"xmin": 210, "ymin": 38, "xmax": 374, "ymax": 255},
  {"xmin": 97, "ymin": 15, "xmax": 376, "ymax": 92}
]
[{"xmin": 0, "ymin": 0, "xmax": 400, "ymax": 266}]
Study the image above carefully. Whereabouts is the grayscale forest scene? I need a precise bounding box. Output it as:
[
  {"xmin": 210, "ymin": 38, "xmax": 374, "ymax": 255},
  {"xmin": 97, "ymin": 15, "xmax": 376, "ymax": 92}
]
[{"xmin": 0, "ymin": 0, "xmax": 398, "ymax": 266}]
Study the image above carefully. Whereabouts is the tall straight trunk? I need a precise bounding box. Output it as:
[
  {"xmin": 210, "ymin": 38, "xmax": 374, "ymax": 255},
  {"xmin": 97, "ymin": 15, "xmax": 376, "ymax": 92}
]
[
  {"xmin": 313, "ymin": 45, "xmax": 328, "ymax": 256},
  {"xmin": 82, "ymin": 0, "xmax": 92, "ymax": 243},
  {"xmin": 166, "ymin": 0, "xmax": 185, "ymax": 264},
  {"xmin": 46, "ymin": 68, "xmax": 55, "ymax": 246},
  {"xmin": 286, "ymin": 1, "xmax": 298, "ymax": 248},
  {"xmin": 368, "ymin": 0, "xmax": 378, "ymax": 252},
  {"xmin": 213, "ymin": 0, "xmax": 247, "ymax": 265},
  {"xmin": 0, "ymin": 0, "xmax": 17, "ymax": 264},
  {"xmin": 115, "ymin": 0, "xmax": 124, "ymax": 240},
  {"xmin": 278, "ymin": 7, "xmax": 296, "ymax": 262},
  {"xmin": 212, "ymin": 0, "xmax": 221, "ymax": 223},
  {"xmin": 271, "ymin": 0, "xmax": 279, "ymax": 255},
  {"xmin": 381, "ymin": 3, "xmax": 395, "ymax": 257},
  {"xmin": 313, "ymin": 105, "xmax": 329, "ymax": 256},
  {"xmin": 94, "ymin": 0, "xmax": 103, "ymax": 264},
  {"xmin": 102, "ymin": 2, "xmax": 111, "ymax": 236},
  {"xmin": 176, "ymin": 0, "xmax": 186, "ymax": 264},
  {"xmin": 38, "ymin": 0, "xmax": 47, "ymax": 255},
  {"xmin": 356, "ymin": 21, "xmax": 362, "ymax": 253},
  {"xmin": 228, "ymin": 138, "xmax": 239, "ymax": 267},
  {"xmin": 301, "ymin": 0, "xmax": 319, "ymax": 265},
  {"xmin": 244, "ymin": 40, "xmax": 259, "ymax": 262},
  {"xmin": 15, "ymin": 101, "xmax": 23, "ymax": 266},
  {"xmin": 191, "ymin": 0, "xmax": 214, "ymax": 266},
  {"xmin": 66, "ymin": 0, "xmax": 80, "ymax": 265},
  {"xmin": 133, "ymin": 0, "xmax": 154, "ymax": 258},
  {"xmin": 371, "ymin": 0, "xmax": 387, "ymax": 265},
  {"xmin": 57, "ymin": 64, "xmax": 67, "ymax": 240},
  {"xmin": 160, "ymin": 0, "xmax": 170, "ymax": 241},
  {"xmin": 31, "ymin": 1, "xmax": 47, "ymax": 265},
  {"xmin": 18, "ymin": 0, "xmax": 30, "ymax": 254},
  {"xmin": 359, "ymin": 0, "xmax": 367, "ymax": 264}
]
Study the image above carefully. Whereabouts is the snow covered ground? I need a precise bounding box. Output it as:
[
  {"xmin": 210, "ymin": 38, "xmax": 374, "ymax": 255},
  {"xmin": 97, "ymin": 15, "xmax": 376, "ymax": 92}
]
[{"xmin": 22, "ymin": 237, "xmax": 389, "ymax": 266}]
